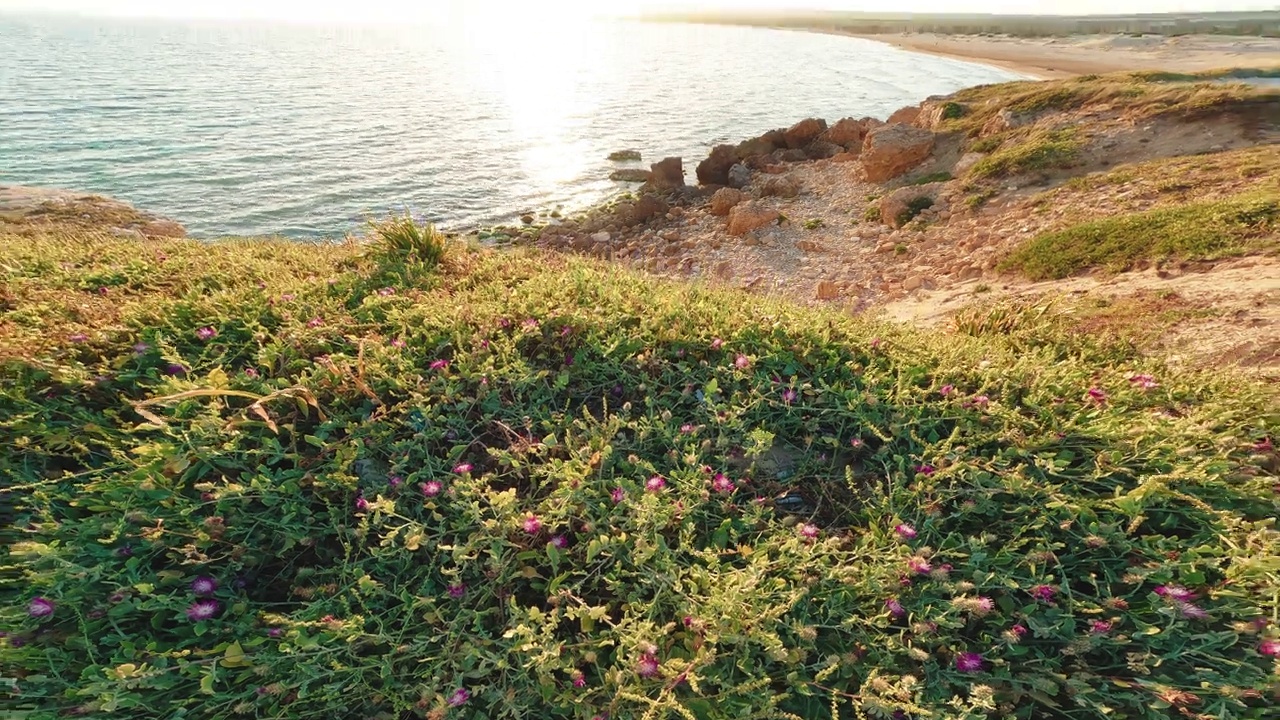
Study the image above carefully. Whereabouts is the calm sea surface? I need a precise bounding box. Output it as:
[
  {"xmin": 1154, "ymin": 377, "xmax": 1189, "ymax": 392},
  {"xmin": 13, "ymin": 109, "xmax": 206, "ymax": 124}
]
[{"xmin": 0, "ymin": 14, "xmax": 1025, "ymax": 238}]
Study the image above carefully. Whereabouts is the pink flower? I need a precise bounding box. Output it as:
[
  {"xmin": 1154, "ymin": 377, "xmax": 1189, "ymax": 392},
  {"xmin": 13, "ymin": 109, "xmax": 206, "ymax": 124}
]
[
  {"xmin": 549, "ymin": 535, "xmax": 569, "ymax": 550},
  {"xmin": 1260, "ymin": 638, "xmax": 1280, "ymax": 656},
  {"xmin": 522, "ymin": 318, "xmax": 539, "ymax": 330},
  {"xmin": 421, "ymin": 480, "xmax": 443, "ymax": 497},
  {"xmin": 711, "ymin": 338, "xmax": 724, "ymax": 350},
  {"xmin": 190, "ymin": 576, "xmax": 218, "ymax": 596},
  {"xmin": 645, "ymin": 475, "xmax": 666, "ymax": 492},
  {"xmin": 850, "ymin": 438, "xmax": 865, "ymax": 449},
  {"xmin": 306, "ymin": 317, "xmax": 324, "ymax": 328},
  {"xmin": 610, "ymin": 487, "xmax": 626, "ymax": 503},
  {"xmin": 1176, "ymin": 602, "xmax": 1209, "ymax": 620},
  {"xmin": 447, "ymin": 583, "xmax": 467, "ymax": 599},
  {"xmin": 355, "ymin": 495, "xmax": 369, "ymax": 512},
  {"xmin": 1010, "ymin": 624, "xmax": 1028, "ymax": 638},
  {"xmin": 28, "ymin": 597, "xmax": 54, "ymax": 618},
  {"xmin": 388, "ymin": 475, "xmax": 403, "ymax": 488},
  {"xmin": 798, "ymin": 524, "xmax": 820, "ymax": 541},
  {"xmin": 1031, "ymin": 585, "xmax": 1057, "ymax": 602},
  {"xmin": 734, "ymin": 354, "xmax": 750, "ymax": 370},
  {"xmin": 195, "ymin": 326, "xmax": 217, "ymax": 341},
  {"xmin": 907, "ymin": 557, "xmax": 932, "ymax": 575},
  {"xmin": 965, "ymin": 395, "xmax": 990, "ymax": 409},
  {"xmin": 430, "ymin": 359, "xmax": 449, "ymax": 371},
  {"xmin": 894, "ymin": 524, "xmax": 917, "ymax": 540},
  {"xmin": 69, "ymin": 332, "xmax": 89, "ymax": 343},
  {"xmin": 1254, "ymin": 438, "xmax": 1274, "ymax": 452},
  {"xmin": 1087, "ymin": 387, "xmax": 1107, "ymax": 403},
  {"xmin": 243, "ymin": 367, "xmax": 259, "ymax": 379},
  {"xmin": 885, "ymin": 598, "xmax": 906, "ymax": 618},
  {"xmin": 954, "ymin": 652, "xmax": 985, "ymax": 673},
  {"xmin": 914, "ymin": 464, "xmax": 935, "ymax": 476},
  {"xmin": 446, "ymin": 688, "xmax": 470, "ymax": 707},
  {"xmin": 391, "ymin": 338, "xmax": 406, "ymax": 349},
  {"xmin": 781, "ymin": 388, "xmax": 797, "ymax": 404},
  {"xmin": 1090, "ymin": 620, "xmax": 1113, "ymax": 634},
  {"xmin": 453, "ymin": 463, "xmax": 473, "ymax": 474},
  {"xmin": 939, "ymin": 384, "xmax": 955, "ymax": 397},
  {"xmin": 1128, "ymin": 374, "xmax": 1158, "ymax": 390},
  {"xmin": 522, "ymin": 515, "xmax": 542, "ymax": 534},
  {"xmin": 186, "ymin": 599, "xmax": 221, "ymax": 621},
  {"xmin": 711, "ymin": 473, "xmax": 735, "ymax": 494},
  {"xmin": 1155, "ymin": 585, "xmax": 1195, "ymax": 602},
  {"xmin": 635, "ymin": 653, "xmax": 660, "ymax": 678},
  {"xmin": 572, "ymin": 672, "xmax": 586, "ymax": 688},
  {"xmin": 680, "ymin": 423, "xmax": 696, "ymax": 434},
  {"xmin": 377, "ymin": 287, "xmax": 395, "ymax": 296},
  {"xmin": 870, "ymin": 338, "xmax": 882, "ymax": 349}
]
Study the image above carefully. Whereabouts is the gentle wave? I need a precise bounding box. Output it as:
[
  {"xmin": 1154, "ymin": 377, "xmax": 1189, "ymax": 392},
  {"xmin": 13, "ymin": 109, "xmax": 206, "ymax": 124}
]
[{"xmin": 0, "ymin": 14, "xmax": 1026, "ymax": 238}]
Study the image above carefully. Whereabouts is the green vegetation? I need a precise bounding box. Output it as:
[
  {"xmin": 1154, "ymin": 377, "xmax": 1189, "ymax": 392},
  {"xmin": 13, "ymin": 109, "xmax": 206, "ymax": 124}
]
[
  {"xmin": 897, "ymin": 197, "xmax": 936, "ymax": 227},
  {"xmin": 802, "ymin": 218, "xmax": 825, "ymax": 230},
  {"xmin": 1001, "ymin": 192, "xmax": 1280, "ymax": 279},
  {"xmin": 968, "ymin": 129, "xmax": 1083, "ymax": 180},
  {"xmin": 2, "ymin": 222, "xmax": 1279, "ymax": 720},
  {"xmin": 863, "ymin": 205, "xmax": 881, "ymax": 222},
  {"xmin": 939, "ymin": 101, "xmax": 966, "ymax": 121}
]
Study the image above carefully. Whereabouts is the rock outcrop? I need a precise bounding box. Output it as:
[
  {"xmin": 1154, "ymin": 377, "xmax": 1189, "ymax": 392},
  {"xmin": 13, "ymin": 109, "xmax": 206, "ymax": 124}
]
[
  {"xmin": 696, "ymin": 145, "xmax": 738, "ymax": 186},
  {"xmin": 608, "ymin": 149, "xmax": 642, "ymax": 162},
  {"xmin": 727, "ymin": 163, "xmax": 752, "ymax": 189},
  {"xmin": 727, "ymin": 201, "xmax": 779, "ymax": 236},
  {"xmin": 878, "ymin": 182, "xmax": 947, "ymax": 228},
  {"xmin": 861, "ymin": 124, "xmax": 936, "ymax": 182},
  {"xmin": 818, "ymin": 117, "xmax": 865, "ymax": 150},
  {"xmin": 887, "ymin": 106, "xmax": 922, "ymax": 125},
  {"xmin": 0, "ymin": 185, "xmax": 186, "ymax": 237},
  {"xmin": 609, "ymin": 169, "xmax": 650, "ymax": 183},
  {"xmin": 784, "ymin": 118, "xmax": 828, "ymax": 149},
  {"xmin": 644, "ymin": 157, "xmax": 686, "ymax": 193},
  {"xmin": 709, "ymin": 187, "xmax": 746, "ymax": 216}
]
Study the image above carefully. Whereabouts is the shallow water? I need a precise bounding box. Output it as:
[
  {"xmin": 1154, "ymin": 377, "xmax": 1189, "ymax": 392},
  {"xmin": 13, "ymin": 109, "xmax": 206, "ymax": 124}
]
[{"xmin": 0, "ymin": 14, "xmax": 1025, "ymax": 238}]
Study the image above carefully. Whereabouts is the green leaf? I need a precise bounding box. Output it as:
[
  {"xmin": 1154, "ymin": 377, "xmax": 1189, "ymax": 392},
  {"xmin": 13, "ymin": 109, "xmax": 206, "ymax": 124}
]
[{"xmin": 220, "ymin": 641, "xmax": 250, "ymax": 668}]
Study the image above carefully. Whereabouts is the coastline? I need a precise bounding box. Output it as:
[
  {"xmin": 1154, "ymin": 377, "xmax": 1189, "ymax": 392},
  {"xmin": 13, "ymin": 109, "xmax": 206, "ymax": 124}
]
[{"xmin": 841, "ymin": 32, "xmax": 1280, "ymax": 80}]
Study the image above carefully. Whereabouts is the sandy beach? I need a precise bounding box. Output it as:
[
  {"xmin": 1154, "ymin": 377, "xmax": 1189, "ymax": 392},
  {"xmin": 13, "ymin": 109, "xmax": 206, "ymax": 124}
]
[{"xmin": 852, "ymin": 33, "xmax": 1280, "ymax": 79}]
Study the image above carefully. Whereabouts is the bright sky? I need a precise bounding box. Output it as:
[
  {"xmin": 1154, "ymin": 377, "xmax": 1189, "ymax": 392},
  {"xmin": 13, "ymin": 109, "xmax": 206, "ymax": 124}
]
[{"xmin": 1, "ymin": 0, "xmax": 1275, "ymax": 22}]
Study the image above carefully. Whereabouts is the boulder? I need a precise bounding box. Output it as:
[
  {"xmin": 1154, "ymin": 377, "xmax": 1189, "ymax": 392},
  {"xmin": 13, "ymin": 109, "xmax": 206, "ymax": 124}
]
[
  {"xmin": 735, "ymin": 130, "xmax": 785, "ymax": 162},
  {"xmin": 727, "ymin": 201, "xmax": 780, "ymax": 236},
  {"xmin": 644, "ymin": 157, "xmax": 686, "ymax": 193},
  {"xmin": 805, "ymin": 141, "xmax": 843, "ymax": 160},
  {"xmin": 777, "ymin": 148, "xmax": 809, "ymax": 163},
  {"xmin": 887, "ymin": 105, "xmax": 922, "ymax": 125},
  {"xmin": 609, "ymin": 168, "xmax": 651, "ymax": 183},
  {"xmin": 630, "ymin": 194, "xmax": 668, "ymax": 225},
  {"xmin": 710, "ymin": 187, "xmax": 746, "ymax": 216},
  {"xmin": 727, "ymin": 163, "xmax": 752, "ymax": 189},
  {"xmin": 696, "ymin": 144, "xmax": 737, "ymax": 186},
  {"xmin": 815, "ymin": 280, "xmax": 841, "ymax": 300},
  {"xmin": 819, "ymin": 117, "xmax": 865, "ymax": 149},
  {"xmin": 878, "ymin": 182, "xmax": 947, "ymax": 228},
  {"xmin": 784, "ymin": 118, "xmax": 828, "ymax": 149},
  {"xmin": 861, "ymin": 124, "xmax": 936, "ymax": 182},
  {"xmin": 608, "ymin": 149, "xmax": 642, "ymax": 162},
  {"xmin": 759, "ymin": 174, "xmax": 800, "ymax": 199}
]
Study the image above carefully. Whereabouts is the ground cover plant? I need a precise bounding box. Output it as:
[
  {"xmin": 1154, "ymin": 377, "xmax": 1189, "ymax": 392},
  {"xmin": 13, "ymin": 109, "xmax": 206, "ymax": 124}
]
[{"xmin": 2, "ymin": 224, "xmax": 1278, "ymax": 720}]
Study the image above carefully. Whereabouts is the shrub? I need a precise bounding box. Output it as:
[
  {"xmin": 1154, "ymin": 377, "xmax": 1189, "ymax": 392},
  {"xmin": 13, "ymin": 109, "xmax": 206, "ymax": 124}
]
[
  {"xmin": 368, "ymin": 214, "xmax": 447, "ymax": 270},
  {"xmin": 907, "ymin": 171, "xmax": 954, "ymax": 186},
  {"xmin": 968, "ymin": 129, "xmax": 1082, "ymax": 180},
  {"xmin": 803, "ymin": 218, "xmax": 824, "ymax": 230},
  {"xmin": 1, "ymin": 232, "xmax": 1278, "ymax": 720},
  {"xmin": 1000, "ymin": 192, "xmax": 1279, "ymax": 279}
]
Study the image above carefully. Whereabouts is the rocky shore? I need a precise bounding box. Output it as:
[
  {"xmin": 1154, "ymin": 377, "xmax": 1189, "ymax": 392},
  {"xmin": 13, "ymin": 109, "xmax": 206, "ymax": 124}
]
[{"xmin": 0, "ymin": 185, "xmax": 186, "ymax": 238}]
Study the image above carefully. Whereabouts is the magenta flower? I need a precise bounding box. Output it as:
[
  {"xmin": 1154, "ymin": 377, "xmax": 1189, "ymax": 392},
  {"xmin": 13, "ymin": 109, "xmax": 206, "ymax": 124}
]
[
  {"xmin": 1031, "ymin": 584, "xmax": 1057, "ymax": 602},
  {"xmin": 885, "ymin": 598, "xmax": 906, "ymax": 618},
  {"xmin": 522, "ymin": 515, "xmax": 542, "ymax": 534},
  {"xmin": 969, "ymin": 395, "xmax": 990, "ymax": 409},
  {"xmin": 1087, "ymin": 387, "xmax": 1107, "ymax": 403},
  {"xmin": 186, "ymin": 599, "xmax": 221, "ymax": 622},
  {"xmin": 421, "ymin": 480, "xmax": 443, "ymax": 497},
  {"xmin": 1255, "ymin": 438, "xmax": 1274, "ymax": 452},
  {"xmin": 798, "ymin": 524, "xmax": 820, "ymax": 541},
  {"xmin": 1128, "ymin": 374, "xmax": 1158, "ymax": 390},
  {"xmin": 377, "ymin": 287, "xmax": 396, "ymax": 296},
  {"xmin": 430, "ymin": 359, "xmax": 449, "ymax": 371},
  {"xmin": 388, "ymin": 475, "xmax": 403, "ymax": 488},
  {"xmin": 711, "ymin": 338, "xmax": 724, "ymax": 350},
  {"xmin": 28, "ymin": 597, "xmax": 54, "ymax": 618},
  {"xmin": 850, "ymin": 438, "xmax": 865, "ymax": 449},
  {"xmin": 195, "ymin": 326, "xmax": 217, "ymax": 341},
  {"xmin": 453, "ymin": 463, "xmax": 473, "ymax": 474},
  {"xmin": 894, "ymin": 524, "xmax": 918, "ymax": 540},
  {"xmin": 680, "ymin": 423, "xmax": 696, "ymax": 434},
  {"xmin": 190, "ymin": 576, "xmax": 217, "ymax": 596},
  {"xmin": 711, "ymin": 473, "xmax": 735, "ymax": 494},
  {"xmin": 447, "ymin": 583, "xmax": 467, "ymax": 599},
  {"xmin": 133, "ymin": 342, "xmax": 151, "ymax": 354},
  {"xmin": 907, "ymin": 557, "xmax": 932, "ymax": 575},
  {"xmin": 781, "ymin": 388, "xmax": 797, "ymax": 404},
  {"xmin": 870, "ymin": 338, "xmax": 882, "ymax": 349},
  {"xmin": 1260, "ymin": 638, "xmax": 1280, "ymax": 656},
  {"xmin": 1090, "ymin": 620, "xmax": 1113, "ymax": 634},
  {"xmin": 1154, "ymin": 585, "xmax": 1194, "ymax": 602},
  {"xmin": 522, "ymin": 318, "xmax": 539, "ymax": 330},
  {"xmin": 306, "ymin": 317, "xmax": 324, "ymax": 328},
  {"xmin": 954, "ymin": 652, "xmax": 985, "ymax": 673},
  {"xmin": 391, "ymin": 338, "xmax": 406, "ymax": 349},
  {"xmin": 914, "ymin": 464, "xmax": 935, "ymax": 476},
  {"xmin": 549, "ymin": 535, "xmax": 569, "ymax": 550},
  {"xmin": 69, "ymin": 332, "xmax": 89, "ymax": 343},
  {"xmin": 635, "ymin": 653, "xmax": 660, "ymax": 678},
  {"xmin": 446, "ymin": 688, "xmax": 470, "ymax": 707},
  {"xmin": 1176, "ymin": 602, "xmax": 1209, "ymax": 620},
  {"xmin": 734, "ymin": 354, "xmax": 750, "ymax": 370},
  {"xmin": 610, "ymin": 487, "xmax": 626, "ymax": 503},
  {"xmin": 939, "ymin": 384, "xmax": 955, "ymax": 397},
  {"xmin": 243, "ymin": 367, "xmax": 260, "ymax": 379},
  {"xmin": 645, "ymin": 475, "xmax": 666, "ymax": 492},
  {"xmin": 355, "ymin": 494, "xmax": 369, "ymax": 512},
  {"xmin": 267, "ymin": 627, "xmax": 283, "ymax": 638},
  {"xmin": 1010, "ymin": 624, "xmax": 1028, "ymax": 638}
]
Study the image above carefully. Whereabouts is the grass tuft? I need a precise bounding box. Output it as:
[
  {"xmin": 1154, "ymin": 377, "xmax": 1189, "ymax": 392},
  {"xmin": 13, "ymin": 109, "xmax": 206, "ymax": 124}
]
[{"xmin": 968, "ymin": 128, "xmax": 1082, "ymax": 180}]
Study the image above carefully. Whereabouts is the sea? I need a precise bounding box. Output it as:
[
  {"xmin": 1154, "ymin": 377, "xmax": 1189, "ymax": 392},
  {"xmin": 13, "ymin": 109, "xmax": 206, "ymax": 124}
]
[{"xmin": 0, "ymin": 13, "xmax": 1027, "ymax": 239}]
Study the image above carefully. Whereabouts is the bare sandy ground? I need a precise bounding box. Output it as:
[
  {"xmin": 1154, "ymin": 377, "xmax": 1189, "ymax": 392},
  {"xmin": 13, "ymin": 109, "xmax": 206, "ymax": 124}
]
[{"xmin": 852, "ymin": 33, "xmax": 1280, "ymax": 79}]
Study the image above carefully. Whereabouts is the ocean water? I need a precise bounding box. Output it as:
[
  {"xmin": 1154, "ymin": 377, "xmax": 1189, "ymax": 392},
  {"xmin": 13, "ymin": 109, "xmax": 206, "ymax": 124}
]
[{"xmin": 0, "ymin": 13, "xmax": 1025, "ymax": 239}]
